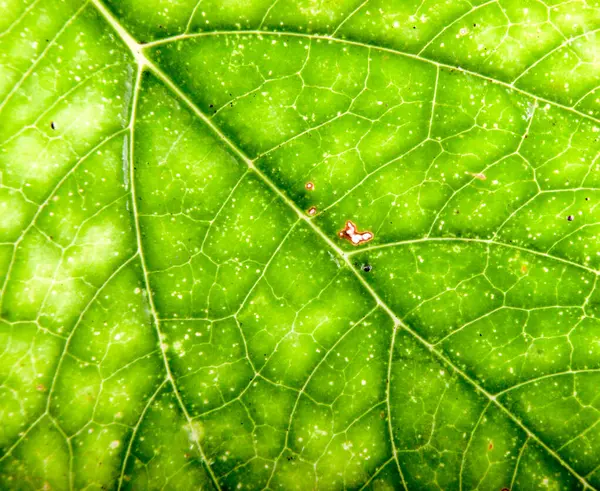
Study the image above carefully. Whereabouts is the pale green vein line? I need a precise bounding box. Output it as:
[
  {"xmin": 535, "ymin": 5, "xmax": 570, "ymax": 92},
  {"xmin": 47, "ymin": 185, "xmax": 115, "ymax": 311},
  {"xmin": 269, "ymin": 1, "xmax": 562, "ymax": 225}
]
[
  {"xmin": 510, "ymin": 436, "xmax": 529, "ymax": 489},
  {"xmin": 347, "ymin": 236, "xmax": 599, "ymax": 276},
  {"xmin": 358, "ymin": 456, "xmax": 396, "ymax": 491},
  {"xmin": 117, "ymin": 378, "xmax": 168, "ymax": 491},
  {"xmin": 0, "ymin": 0, "xmax": 43, "ymax": 38},
  {"xmin": 416, "ymin": 0, "xmax": 498, "ymax": 56},
  {"xmin": 511, "ymin": 27, "xmax": 600, "ymax": 85},
  {"xmin": 385, "ymin": 324, "xmax": 408, "ymax": 490},
  {"xmin": 331, "ymin": 0, "xmax": 370, "ymax": 37},
  {"xmin": 495, "ymin": 368, "xmax": 600, "ymax": 398},
  {"xmin": 459, "ymin": 401, "xmax": 491, "ymax": 491},
  {"xmin": 124, "ymin": 64, "xmax": 222, "ymax": 491},
  {"xmin": 140, "ymin": 29, "xmax": 600, "ymax": 128}
]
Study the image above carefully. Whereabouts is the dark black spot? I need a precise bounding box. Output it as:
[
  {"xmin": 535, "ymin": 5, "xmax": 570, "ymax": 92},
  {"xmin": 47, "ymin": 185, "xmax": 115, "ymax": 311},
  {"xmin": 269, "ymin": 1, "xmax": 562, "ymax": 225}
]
[
  {"xmin": 209, "ymin": 104, "xmax": 214, "ymax": 108},
  {"xmin": 50, "ymin": 121, "xmax": 56, "ymax": 130},
  {"xmin": 413, "ymin": 26, "xmax": 416, "ymax": 29},
  {"xmin": 567, "ymin": 215, "xmax": 574, "ymax": 221},
  {"xmin": 362, "ymin": 264, "xmax": 372, "ymax": 273},
  {"xmin": 586, "ymin": 197, "xmax": 590, "ymax": 201}
]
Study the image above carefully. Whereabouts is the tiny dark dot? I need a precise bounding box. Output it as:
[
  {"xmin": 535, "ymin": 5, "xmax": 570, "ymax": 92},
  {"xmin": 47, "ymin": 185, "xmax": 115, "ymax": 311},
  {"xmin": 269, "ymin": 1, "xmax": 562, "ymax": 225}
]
[
  {"xmin": 50, "ymin": 121, "xmax": 56, "ymax": 130},
  {"xmin": 567, "ymin": 215, "xmax": 574, "ymax": 221},
  {"xmin": 362, "ymin": 264, "xmax": 372, "ymax": 273},
  {"xmin": 586, "ymin": 197, "xmax": 590, "ymax": 201}
]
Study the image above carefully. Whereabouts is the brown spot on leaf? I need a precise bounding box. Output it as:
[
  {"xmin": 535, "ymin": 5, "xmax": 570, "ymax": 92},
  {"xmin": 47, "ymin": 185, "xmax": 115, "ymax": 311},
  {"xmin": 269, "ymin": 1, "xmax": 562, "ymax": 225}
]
[{"xmin": 338, "ymin": 220, "xmax": 373, "ymax": 246}]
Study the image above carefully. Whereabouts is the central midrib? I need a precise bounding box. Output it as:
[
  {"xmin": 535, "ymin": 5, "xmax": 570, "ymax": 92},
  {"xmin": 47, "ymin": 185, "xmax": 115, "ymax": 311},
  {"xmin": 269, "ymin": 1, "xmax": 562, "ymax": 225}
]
[{"xmin": 91, "ymin": 1, "xmax": 596, "ymax": 488}]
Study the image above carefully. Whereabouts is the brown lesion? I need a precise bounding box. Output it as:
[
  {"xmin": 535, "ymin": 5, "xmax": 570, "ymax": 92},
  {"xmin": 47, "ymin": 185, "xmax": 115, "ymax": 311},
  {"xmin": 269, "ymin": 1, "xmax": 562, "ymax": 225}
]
[{"xmin": 338, "ymin": 220, "xmax": 373, "ymax": 246}]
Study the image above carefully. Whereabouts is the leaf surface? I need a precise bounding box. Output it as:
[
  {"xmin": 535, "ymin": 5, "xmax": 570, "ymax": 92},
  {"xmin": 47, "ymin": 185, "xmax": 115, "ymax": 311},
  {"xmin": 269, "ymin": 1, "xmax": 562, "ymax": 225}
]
[{"xmin": 2, "ymin": 0, "xmax": 600, "ymax": 489}]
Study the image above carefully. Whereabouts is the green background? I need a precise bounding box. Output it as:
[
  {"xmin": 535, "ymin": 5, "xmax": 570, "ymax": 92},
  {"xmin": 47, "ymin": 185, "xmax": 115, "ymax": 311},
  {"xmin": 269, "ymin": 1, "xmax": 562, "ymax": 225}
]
[{"xmin": 1, "ymin": 0, "xmax": 600, "ymax": 489}]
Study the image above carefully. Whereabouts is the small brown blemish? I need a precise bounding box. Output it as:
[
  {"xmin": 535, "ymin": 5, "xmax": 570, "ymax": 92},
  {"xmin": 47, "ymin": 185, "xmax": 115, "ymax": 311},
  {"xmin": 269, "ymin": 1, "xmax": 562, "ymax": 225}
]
[
  {"xmin": 36, "ymin": 384, "xmax": 46, "ymax": 392},
  {"xmin": 305, "ymin": 182, "xmax": 314, "ymax": 191},
  {"xmin": 307, "ymin": 206, "xmax": 317, "ymax": 216},
  {"xmin": 520, "ymin": 264, "xmax": 528, "ymax": 274},
  {"xmin": 338, "ymin": 220, "xmax": 374, "ymax": 246},
  {"xmin": 567, "ymin": 215, "xmax": 574, "ymax": 221},
  {"xmin": 488, "ymin": 441, "xmax": 494, "ymax": 451},
  {"xmin": 471, "ymin": 172, "xmax": 486, "ymax": 180}
]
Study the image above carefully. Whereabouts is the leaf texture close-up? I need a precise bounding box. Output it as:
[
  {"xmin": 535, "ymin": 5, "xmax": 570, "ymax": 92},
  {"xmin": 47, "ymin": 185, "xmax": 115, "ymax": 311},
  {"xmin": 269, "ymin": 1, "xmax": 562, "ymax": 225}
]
[{"xmin": 2, "ymin": 0, "xmax": 600, "ymax": 489}]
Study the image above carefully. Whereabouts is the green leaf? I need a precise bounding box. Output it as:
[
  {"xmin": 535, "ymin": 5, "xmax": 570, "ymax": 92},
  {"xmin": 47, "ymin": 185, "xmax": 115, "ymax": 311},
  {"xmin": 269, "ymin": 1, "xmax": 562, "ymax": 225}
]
[{"xmin": 2, "ymin": 0, "xmax": 600, "ymax": 489}]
